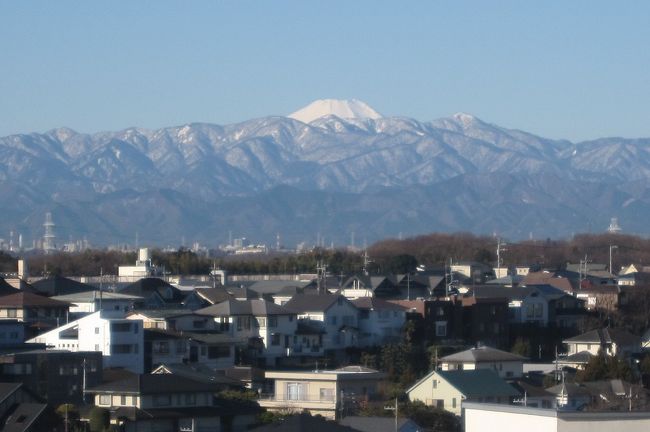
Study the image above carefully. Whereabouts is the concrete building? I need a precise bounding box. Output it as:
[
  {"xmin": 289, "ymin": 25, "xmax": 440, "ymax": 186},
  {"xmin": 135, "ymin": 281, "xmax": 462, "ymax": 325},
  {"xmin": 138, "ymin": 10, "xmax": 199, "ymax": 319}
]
[
  {"xmin": 464, "ymin": 402, "xmax": 650, "ymax": 432},
  {"xmin": 258, "ymin": 366, "xmax": 386, "ymax": 420},
  {"xmin": 27, "ymin": 311, "xmax": 144, "ymax": 373}
]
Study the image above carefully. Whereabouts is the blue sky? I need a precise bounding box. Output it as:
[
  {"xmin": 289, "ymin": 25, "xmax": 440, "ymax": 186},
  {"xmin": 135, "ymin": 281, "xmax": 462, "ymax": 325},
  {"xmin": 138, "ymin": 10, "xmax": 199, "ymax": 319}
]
[{"xmin": 1, "ymin": 1, "xmax": 649, "ymax": 141}]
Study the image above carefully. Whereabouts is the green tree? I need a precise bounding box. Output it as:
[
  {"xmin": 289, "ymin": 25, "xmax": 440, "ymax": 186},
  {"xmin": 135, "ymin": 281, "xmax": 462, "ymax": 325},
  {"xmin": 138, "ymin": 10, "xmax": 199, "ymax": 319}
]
[
  {"xmin": 511, "ymin": 337, "xmax": 531, "ymax": 358},
  {"xmin": 88, "ymin": 407, "xmax": 110, "ymax": 432}
]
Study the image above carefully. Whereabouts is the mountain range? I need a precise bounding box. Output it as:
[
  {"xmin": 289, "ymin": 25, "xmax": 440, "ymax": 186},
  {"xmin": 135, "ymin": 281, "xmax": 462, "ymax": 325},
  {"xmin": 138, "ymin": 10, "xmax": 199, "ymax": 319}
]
[{"xmin": 2, "ymin": 98, "xmax": 649, "ymax": 248}]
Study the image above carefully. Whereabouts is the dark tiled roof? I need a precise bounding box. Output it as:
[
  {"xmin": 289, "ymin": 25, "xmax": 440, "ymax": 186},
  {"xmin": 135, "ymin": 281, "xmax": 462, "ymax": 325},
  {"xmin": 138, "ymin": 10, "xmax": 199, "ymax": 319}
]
[
  {"xmin": 352, "ymin": 297, "xmax": 408, "ymax": 311},
  {"xmin": 195, "ymin": 299, "xmax": 290, "ymax": 317},
  {"xmin": 223, "ymin": 366, "xmax": 265, "ymax": 383},
  {"xmin": 0, "ymin": 278, "xmax": 22, "ymax": 296},
  {"xmin": 87, "ymin": 374, "xmax": 217, "ymax": 395},
  {"xmin": 193, "ymin": 288, "xmax": 234, "ymax": 305},
  {"xmin": 283, "ymin": 294, "xmax": 345, "ymax": 313},
  {"xmin": 120, "ymin": 278, "xmax": 185, "ymax": 302},
  {"xmin": 151, "ymin": 363, "xmax": 242, "ymax": 387},
  {"xmin": 30, "ymin": 275, "xmax": 94, "ymax": 296},
  {"xmin": 563, "ymin": 328, "xmax": 641, "ymax": 346},
  {"xmin": 2, "ymin": 403, "xmax": 48, "ymax": 432},
  {"xmin": 0, "ymin": 292, "xmax": 70, "ymax": 308},
  {"xmin": 0, "ymin": 383, "xmax": 22, "ymax": 403}
]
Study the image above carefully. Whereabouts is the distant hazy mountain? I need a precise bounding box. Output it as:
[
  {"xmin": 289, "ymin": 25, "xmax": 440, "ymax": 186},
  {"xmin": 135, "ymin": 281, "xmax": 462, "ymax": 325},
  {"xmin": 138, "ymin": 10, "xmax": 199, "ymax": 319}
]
[{"xmin": 1, "ymin": 99, "xmax": 649, "ymax": 247}]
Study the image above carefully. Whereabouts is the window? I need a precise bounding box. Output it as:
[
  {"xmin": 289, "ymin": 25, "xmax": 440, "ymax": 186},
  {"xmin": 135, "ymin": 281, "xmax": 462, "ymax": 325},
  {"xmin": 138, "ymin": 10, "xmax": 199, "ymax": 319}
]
[
  {"xmin": 111, "ymin": 323, "xmax": 131, "ymax": 332},
  {"xmin": 256, "ymin": 317, "xmax": 267, "ymax": 328},
  {"xmin": 193, "ymin": 320, "xmax": 206, "ymax": 329},
  {"xmin": 320, "ymin": 388, "xmax": 334, "ymax": 401},
  {"xmin": 112, "ymin": 344, "xmax": 133, "ymax": 354},
  {"xmin": 7, "ymin": 309, "xmax": 17, "ymax": 318},
  {"xmin": 99, "ymin": 395, "xmax": 111, "ymax": 405},
  {"xmin": 330, "ymin": 316, "xmax": 337, "ymax": 326},
  {"xmin": 121, "ymin": 395, "xmax": 127, "ymax": 405},
  {"xmin": 432, "ymin": 380, "xmax": 437, "ymax": 389},
  {"xmin": 94, "ymin": 344, "xmax": 100, "ymax": 351},
  {"xmin": 287, "ymin": 383, "xmax": 306, "ymax": 400},
  {"xmin": 436, "ymin": 307, "xmax": 445, "ymax": 317},
  {"xmin": 271, "ymin": 333, "xmax": 281, "ymax": 346},
  {"xmin": 185, "ymin": 393, "xmax": 196, "ymax": 405},
  {"xmin": 436, "ymin": 322, "xmax": 447, "ymax": 337},
  {"xmin": 237, "ymin": 317, "xmax": 251, "ymax": 331},
  {"xmin": 534, "ymin": 303, "xmax": 543, "ymax": 318},
  {"xmin": 526, "ymin": 305, "xmax": 535, "ymax": 318},
  {"xmin": 153, "ymin": 341, "xmax": 169, "ymax": 354},
  {"xmin": 153, "ymin": 395, "xmax": 171, "ymax": 407},
  {"xmin": 343, "ymin": 316, "xmax": 355, "ymax": 326},
  {"xmin": 452, "ymin": 398, "xmax": 457, "ymax": 408},
  {"xmin": 208, "ymin": 346, "xmax": 231, "ymax": 359},
  {"xmin": 268, "ymin": 316, "xmax": 277, "ymax": 328}
]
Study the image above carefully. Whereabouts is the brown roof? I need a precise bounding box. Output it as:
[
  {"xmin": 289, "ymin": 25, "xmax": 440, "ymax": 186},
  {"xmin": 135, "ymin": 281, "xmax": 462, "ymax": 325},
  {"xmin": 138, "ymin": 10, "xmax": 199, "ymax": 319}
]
[
  {"xmin": 0, "ymin": 292, "xmax": 70, "ymax": 308},
  {"xmin": 523, "ymin": 272, "xmax": 573, "ymax": 292}
]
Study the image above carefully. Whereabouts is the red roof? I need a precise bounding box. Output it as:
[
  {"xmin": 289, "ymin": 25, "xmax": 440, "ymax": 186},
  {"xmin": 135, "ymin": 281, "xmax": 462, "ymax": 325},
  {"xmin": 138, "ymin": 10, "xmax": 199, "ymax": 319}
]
[{"xmin": 0, "ymin": 292, "xmax": 70, "ymax": 308}]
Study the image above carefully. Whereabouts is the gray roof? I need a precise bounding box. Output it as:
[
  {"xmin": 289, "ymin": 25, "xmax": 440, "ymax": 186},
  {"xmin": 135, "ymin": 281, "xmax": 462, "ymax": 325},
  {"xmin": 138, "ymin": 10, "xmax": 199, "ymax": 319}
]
[
  {"xmin": 352, "ymin": 297, "xmax": 408, "ymax": 311},
  {"xmin": 284, "ymin": 293, "xmax": 349, "ymax": 313},
  {"xmin": 469, "ymin": 284, "xmax": 573, "ymax": 301},
  {"xmin": 87, "ymin": 374, "xmax": 217, "ymax": 395},
  {"xmin": 340, "ymin": 416, "xmax": 419, "ymax": 432},
  {"xmin": 563, "ymin": 328, "xmax": 641, "ymax": 346},
  {"xmin": 248, "ymin": 280, "xmax": 313, "ymax": 294},
  {"xmin": 557, "ymin": 350, "xmax": 593, "ymax": 364},
  {"xmin": 52, "ymin": 290, "xmax": 143, "ymax": 302},
  {"xmin": 128, "ymin": 309, "xmax": 195, "ymax": 319},
  {"xmin": 196, "ymin": 299, "xmax": 290, "ymax": 316},
  {"xmin": 152, "ymin": 363, "xmax": 242, "ymax": 387},
  {"xmin": 441, "ymin": 346, "xmax": 528, "ymax": 363}
]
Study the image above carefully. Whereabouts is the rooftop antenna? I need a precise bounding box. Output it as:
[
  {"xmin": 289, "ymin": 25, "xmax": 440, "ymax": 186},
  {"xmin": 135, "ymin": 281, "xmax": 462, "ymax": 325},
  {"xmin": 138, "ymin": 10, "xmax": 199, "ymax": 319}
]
[
  {"xmin": 316, "ymin": 261, "xmax": 327, "ymax": 294},
  {"xmin": 362, "ymin": 250, "xmax": 372, "ymax": 276}
]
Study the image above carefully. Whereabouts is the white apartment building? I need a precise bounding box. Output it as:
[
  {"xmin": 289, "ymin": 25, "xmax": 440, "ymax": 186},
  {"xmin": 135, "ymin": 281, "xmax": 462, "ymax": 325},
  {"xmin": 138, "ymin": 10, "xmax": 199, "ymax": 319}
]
[{"xmin": 27, "ymin": 310, "xmax": 144, "ymax": 373}]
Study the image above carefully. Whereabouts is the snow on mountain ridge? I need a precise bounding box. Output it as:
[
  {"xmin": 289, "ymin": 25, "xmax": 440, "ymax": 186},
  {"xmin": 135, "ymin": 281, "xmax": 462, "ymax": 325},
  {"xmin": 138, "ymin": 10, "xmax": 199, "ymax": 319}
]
[{"xmin": 288, "ymin": 98, "xmax": 382, "ymax": 123}]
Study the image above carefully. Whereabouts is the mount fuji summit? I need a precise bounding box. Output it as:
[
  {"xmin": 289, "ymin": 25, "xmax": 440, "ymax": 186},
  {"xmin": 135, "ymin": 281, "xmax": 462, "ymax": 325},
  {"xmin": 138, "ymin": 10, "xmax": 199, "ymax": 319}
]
[{"xmin": 288, "ymin": 98, "xmax": 383, "ymax": 123}]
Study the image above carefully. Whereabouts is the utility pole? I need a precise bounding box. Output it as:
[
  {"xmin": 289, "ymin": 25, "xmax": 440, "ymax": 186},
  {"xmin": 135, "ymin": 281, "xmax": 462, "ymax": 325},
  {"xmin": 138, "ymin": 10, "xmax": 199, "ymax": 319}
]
[
  {"xmin": 384, "ymin": 397, "xmax": 398, "ymax": 432},
  {"xmin": 407, "ymin": 273, "xmax": 410, "ymax": 301},
  {"xmin": 609, "ymin": 245, "xmax": 618, "ymax": 276}
]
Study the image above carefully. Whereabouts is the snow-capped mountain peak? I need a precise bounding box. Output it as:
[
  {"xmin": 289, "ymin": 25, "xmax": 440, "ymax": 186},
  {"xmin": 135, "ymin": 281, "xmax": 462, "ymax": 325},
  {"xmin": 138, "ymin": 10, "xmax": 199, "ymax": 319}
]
[{"xmin": 288, "ymin": 98, "xmax": 382, "ymax": 123}]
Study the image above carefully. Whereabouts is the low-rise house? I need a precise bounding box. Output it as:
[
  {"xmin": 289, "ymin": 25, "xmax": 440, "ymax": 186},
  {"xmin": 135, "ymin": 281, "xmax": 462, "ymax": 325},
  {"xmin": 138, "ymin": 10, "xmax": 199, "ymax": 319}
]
[
  {"xmin": 52, "ymin": 290, "xmax": 142, "ymax": 317},
  {"xmin": 406, "ymin": 369, "xmax": 520, "ymax": 416},
  {"xmin": 30, "ymin": 275, "xmax": 96, "ymax": 296},
  {"xmin": 27, "ymin": 310, "xmax": 144, "ymax": 373},
  {"xmin": 258, "ymin": 366, "xmax": 386, "ymax": 420},
  {"xmin": 127, "ymin": 309, "xmax": 216, "ymax": 332},
  {"xmin": 144, "ymin": 328, "xmax": 237, "ymax": 371},
  {"xmin": 117, "ymin": 277, "xmax": 186, "ymax": 309},
  {"xmin": 151, "ymin": 363, "xmax": 242, "ymax": 390},
  {"xmin": 559, "ymin": 328, "xmax": 641, "ymax": 369},
  {"xmin": 284, "ymin": 294, "xmax": 359, "ymax": 351},
  {"xmin": 352, "ymin": 297, "xmax": 407, "ymax": 346},
  {"xmin": 0, "ymin": 320, "xmax": 26, "ymax": 348},
  {"xmin": 340, "ymin": 275, "xmax": 400, "ymax": 299},
  {"xmin": 439, "ymin": 346, "xmax": 527, "ymax": 379},
  {"xmin": 196, "ymin": 299, "xmax": 297, "ymax": 367},
  {"xmin": 0, "ymin": 350, "xmax": 102, "ymax": 405},
  {"xmin": 182, "ymin": 287, "xmax": 234, "ymax": 310},
  {"xmin": 0, "ymin": 292, "xmax": 70, "ymax": 337},
  {"xmin": 450, "ymin": 262, "xmax": 494, "ymax": 284},
  {"xmin": 564, "ymin": 328, "xmax": 641, "ymax": 358},
  {"xmin": 86, "ymin": 373, "xmax": 259, "ymax": 431},
  {"xmin": 0, "ymin": 382, "xmax": 50, "ymax": 432}
]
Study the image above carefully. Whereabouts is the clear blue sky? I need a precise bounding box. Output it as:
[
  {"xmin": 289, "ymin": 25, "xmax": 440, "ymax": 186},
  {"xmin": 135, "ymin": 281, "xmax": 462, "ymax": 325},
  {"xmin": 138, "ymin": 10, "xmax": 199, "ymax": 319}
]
[{"xmin": 1, "ymin": 1, "xmax": 649, "ymax": 141}]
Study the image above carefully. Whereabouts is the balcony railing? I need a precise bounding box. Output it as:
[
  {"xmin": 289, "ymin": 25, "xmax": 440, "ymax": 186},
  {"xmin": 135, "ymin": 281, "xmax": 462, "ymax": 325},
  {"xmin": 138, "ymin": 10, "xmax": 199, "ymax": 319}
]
[{"xmin": 258, "ymin": 393, "xmax": 336, "ymax": 403}]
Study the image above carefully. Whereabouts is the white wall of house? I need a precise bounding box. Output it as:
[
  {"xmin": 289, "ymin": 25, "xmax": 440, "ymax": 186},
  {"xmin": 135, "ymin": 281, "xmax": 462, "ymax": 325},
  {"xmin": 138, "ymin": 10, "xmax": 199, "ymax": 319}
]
[
  {"xmin": 28, "ymin": 311, "xmax": 144, "ymax": 373},
  {"xmin": 358, "ymin": 308, "xmax": 405, "ymax": 347},
  {"xmin": 440, "ymin": 360, "xmax": 523, "ymax": 379},
  {"xmin": 299, "ymin": 299, "xmax": 359, "ymax": 349},
  {"xmin": 407, "ymin": 371, "xmax": 465, "ymax": 416}
]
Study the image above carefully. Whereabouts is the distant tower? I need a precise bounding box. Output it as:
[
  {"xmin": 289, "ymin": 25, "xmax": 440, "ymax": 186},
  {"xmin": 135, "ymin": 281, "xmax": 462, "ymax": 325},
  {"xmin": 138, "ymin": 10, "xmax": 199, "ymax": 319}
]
[
  {"xmin": 43, "ymin": 212, "xmax": 56, "ymax": 251},
  {"xmin": 18, "ymin": 234, "xmax": 23, "ymax": 250},
  {"xmin": 9, "ymin": 231, "xmax": 14, "ymax": 252},
  {"xmin": 607, "ymin": 217, "xmax": 622, "ymax": 234},
  {"xmin": 276, "ymin": 233, "xmax": 281, "ymax": 251}
]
